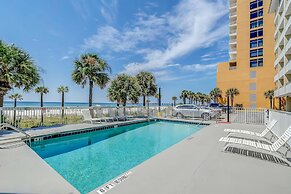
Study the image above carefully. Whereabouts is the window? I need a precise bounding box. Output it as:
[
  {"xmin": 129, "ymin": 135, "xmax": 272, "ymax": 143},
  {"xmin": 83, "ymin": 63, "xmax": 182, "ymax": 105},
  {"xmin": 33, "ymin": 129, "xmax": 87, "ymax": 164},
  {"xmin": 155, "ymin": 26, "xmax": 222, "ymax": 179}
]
[
  {"xmin": 250, "ymin": 71, "xmax": 256, "ymax": 78},
  {"xmin": 250, "ymin": 28, "xmax": 263, "ymax": 38},
  {"xmin": 250, "ymin": 58, "xmax": 263, "ymax": 67},
  {"xmin": 250, "ymin": 48, "xmax": 263, "ymax": 58},
  {"xmin": 250, "ymin": 83, "xmax": 256, "ymax": 90},
  {"xmin": 250, "ymin": 38, "xmax": 263, "ymax": 48},
  {"xmin": 250, "ymin": 103, "xmax": 257, "ymax": 108},
  {"xmin": 250, "ymin": 94, "xmax": 257, "ymax": 101},
  {"xmin": 250, "ymin": 18, "xmax": 263, "ymax": 29},
  {"xmin": 250, "ymin": 0, "xmax": 263, "ymax": 10},
  {"xmin": 250, "ymin": 9, "xmax": 263, "ymax": 19}
]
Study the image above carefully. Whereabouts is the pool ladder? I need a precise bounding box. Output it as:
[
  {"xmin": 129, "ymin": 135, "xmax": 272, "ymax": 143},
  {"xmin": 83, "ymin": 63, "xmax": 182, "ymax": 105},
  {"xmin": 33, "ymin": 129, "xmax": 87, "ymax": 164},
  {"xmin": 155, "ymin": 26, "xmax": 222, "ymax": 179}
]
[{"xmin": 0, "ymin": 123, "xmax": 31, "ymax": 149}]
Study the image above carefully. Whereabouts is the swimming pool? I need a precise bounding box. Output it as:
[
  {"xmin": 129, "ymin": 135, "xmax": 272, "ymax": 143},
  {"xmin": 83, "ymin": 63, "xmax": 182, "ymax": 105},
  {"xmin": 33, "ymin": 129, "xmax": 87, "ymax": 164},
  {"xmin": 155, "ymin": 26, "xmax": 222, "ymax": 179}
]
[{"xmin": 32, "ymin": 121, "xmax": 203, "ymax": 193}]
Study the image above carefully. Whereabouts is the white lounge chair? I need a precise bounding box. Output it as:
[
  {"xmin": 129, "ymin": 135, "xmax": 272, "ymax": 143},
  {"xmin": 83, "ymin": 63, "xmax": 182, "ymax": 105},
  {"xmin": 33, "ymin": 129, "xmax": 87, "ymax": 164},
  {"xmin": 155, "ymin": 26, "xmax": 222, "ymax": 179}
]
[
  {"xmin": 220, "ymin": 126, "xmax": 291, "ymax": 158},
  {"xmin": 224, "ymin": 120, "xmax": 277, "ymax": 138},
  {"xmin": 82, "ymin": 110, "xmax": 102, "ymax": 124}
]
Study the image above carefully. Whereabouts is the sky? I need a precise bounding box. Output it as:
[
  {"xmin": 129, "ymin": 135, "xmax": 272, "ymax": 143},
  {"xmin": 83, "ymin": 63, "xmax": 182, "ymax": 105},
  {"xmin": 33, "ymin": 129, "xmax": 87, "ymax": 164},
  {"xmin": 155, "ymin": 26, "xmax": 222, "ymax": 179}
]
[{"xmin": 0, "ymin": 0, "xmax": 229, "ymax": 103}]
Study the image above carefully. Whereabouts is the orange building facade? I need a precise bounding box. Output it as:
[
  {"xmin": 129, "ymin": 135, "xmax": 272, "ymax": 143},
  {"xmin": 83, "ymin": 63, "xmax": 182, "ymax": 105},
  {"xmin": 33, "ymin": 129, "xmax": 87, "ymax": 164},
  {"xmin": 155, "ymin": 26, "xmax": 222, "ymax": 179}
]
[{"xmin": 217, "ymin": 0, "xmax": 276, "ymax": 108}]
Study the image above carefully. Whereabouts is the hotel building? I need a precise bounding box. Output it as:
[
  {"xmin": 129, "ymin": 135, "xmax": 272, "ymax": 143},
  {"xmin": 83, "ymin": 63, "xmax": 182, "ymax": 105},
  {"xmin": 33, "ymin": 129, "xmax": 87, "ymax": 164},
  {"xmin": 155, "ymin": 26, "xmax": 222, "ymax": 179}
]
[
  {"xmin": 269, "ymin": 0, "xmax": 291, "ymax": 111},
  {"xmin": 217, "ymin": 0, "xmax": 276, "ymax": 108}
]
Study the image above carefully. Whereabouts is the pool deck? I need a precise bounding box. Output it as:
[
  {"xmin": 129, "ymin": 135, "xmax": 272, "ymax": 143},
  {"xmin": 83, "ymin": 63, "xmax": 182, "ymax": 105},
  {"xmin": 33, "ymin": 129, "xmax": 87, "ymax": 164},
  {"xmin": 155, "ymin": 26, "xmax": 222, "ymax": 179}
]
[
  {"xmin": 1, "ymin": 120, "xmax": 291, "ymax": 194},
  {"xmin": 91, "ymin": 122, "xmax": 291, "ymax": 194}
]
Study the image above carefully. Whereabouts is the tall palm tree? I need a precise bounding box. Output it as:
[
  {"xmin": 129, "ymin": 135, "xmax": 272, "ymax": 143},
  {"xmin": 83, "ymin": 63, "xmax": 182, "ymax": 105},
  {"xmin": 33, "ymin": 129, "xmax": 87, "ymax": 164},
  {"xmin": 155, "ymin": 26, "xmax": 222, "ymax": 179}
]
[
  {"xmin": 57, "ymin": 86, "xmax": 69, "ymax": 118},
  {"xmin": 210, "ymin": 87, "xmax": 222, "ymax": 103},
  {"xmin": 8, "ymin": 93, "xmax": 23, "ymax": 108},
  {"xmin": 0, "ymin": 40, "xmax": 40, "ymax": 107},
  {"xmin": 264, "ymin": 90, "xmax": 274, "ymax": 109},
  {"xmin": 8, "ymin": 93, "xmax": 23, "ymax": 125},
  {"xmin": 180, "ymin": 90, "xmax": 188, "ymax": 104},
  {"xmin": 35, "ymin": 86, "xmax": 49, "ymax": 107},
  {"xmin": 226, "ymin": 88, "xmax": 240, "ymax": 106},
  {"xmin": 108, "ymin": 74, "xmax": 141, "ymax": 115},
  {"xmin": 136, "ymin": 71, "xmax": 157, "ymax": 106},
  {"xmin": 72, "ymin": 53, "xmax": 111, "ymax": 109},
  {"xmin": 35, "ymin": 86, "xmax": 49, "ymax": 125},
  {"xmin": 172, "ymin": 96, "xmax": 177, "ymax": 106}
]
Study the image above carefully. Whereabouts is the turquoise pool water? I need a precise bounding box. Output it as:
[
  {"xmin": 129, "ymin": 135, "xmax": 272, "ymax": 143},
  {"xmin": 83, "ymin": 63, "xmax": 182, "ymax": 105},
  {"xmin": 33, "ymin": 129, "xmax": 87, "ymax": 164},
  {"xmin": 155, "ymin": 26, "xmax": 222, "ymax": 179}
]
[{"xmin": 32, "ymin": 121, "xmax": 202, "ymax": 193}]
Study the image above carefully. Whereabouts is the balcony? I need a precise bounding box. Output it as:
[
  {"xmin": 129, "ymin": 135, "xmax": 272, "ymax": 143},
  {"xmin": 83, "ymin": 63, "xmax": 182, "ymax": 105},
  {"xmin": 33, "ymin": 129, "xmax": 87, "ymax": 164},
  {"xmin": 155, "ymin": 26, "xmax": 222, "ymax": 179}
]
[
  {"xmin": 286, "ymin": 0, "xmax": 291, "ymax": 15},
  {"xmin": 229, "ymin": 3, "xmax": 237, "ymax": 10},
  {"xmin": 286, "ymin": 82, "xmax": 291, "ymax": 95},
  {"xmin": 275, "ymin": 87, "xmax": 285, "ymax": 97},
  {"xmin": 229, "ymin": 39, "xmax": 237, "ymax": 45},
  {"xmin": 286, "ymin": 60, "xmax": 291, "ymax": 74}
]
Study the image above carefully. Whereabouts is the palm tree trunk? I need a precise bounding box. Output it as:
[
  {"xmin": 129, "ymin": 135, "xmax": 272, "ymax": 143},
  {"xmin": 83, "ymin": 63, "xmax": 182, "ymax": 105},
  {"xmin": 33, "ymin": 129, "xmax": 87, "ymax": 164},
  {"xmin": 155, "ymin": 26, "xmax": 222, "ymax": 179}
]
[
  {"xmin": 123, "ymin": 102, "xmax": 126, "ymax": 116},
  {"xmin": 183, "ymin": 98, "xmax": 186, "ymax": 104},
  {"xmin": 61, "ymin": 92, "xmax": 65, "ymax": 119},
  {"xmin": 143, "ymin": 95, "xmax": 146, "ymax": 106},
  {"xmin": 174, "ymin": 100, "xmax": 176, "ymax": 106},
  {"xmin": 41, "ymin": 93, "xmax": 43, "ymax": 107},
  {"xmin": 270, "ymin": 98, "xmax": 273, "ymax": 109},
  {"xmin": 41, "ymin": 93, "xmax": 44, "ymax": 125},
  {"xmin": 89, "ymin": 81, "xmax": 93, "ymax": 107},
  {"xmin": 0, "ymin": 93, "xmax": 4, "ymax": 107},
  {"xmin": 231, "ymin": 96, "xmax": 234, "ymax": 107},
  {"xmin": 13, "ymin": 99, "xmax": 16, "ymax": 126},
  {"xmin": 89, "ymin": 81, "xmax": 93, "ymax": 116}
]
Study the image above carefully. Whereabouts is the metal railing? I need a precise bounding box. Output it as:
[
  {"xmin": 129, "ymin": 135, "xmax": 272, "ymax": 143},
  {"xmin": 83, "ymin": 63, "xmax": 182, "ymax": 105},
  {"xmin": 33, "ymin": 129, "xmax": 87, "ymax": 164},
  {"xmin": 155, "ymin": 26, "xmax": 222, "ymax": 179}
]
[
  {"xmin": 228, "ymin": 108, "xmax": 267, "ymax": 125},
  {"xmin": 0, "ymin": 106, "xmax": 173, "ymax": 128},
  {"xmin": 0, "ymin": 123, "xmax": 32, "ymax": 147}
]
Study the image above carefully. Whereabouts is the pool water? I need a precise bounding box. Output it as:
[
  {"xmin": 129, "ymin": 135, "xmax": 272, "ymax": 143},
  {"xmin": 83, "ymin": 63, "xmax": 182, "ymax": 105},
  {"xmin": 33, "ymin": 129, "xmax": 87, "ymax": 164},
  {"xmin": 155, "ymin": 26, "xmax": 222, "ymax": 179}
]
[{"xmin": 32, "ymin": 121, "xmax": 202, "ymax": 193}]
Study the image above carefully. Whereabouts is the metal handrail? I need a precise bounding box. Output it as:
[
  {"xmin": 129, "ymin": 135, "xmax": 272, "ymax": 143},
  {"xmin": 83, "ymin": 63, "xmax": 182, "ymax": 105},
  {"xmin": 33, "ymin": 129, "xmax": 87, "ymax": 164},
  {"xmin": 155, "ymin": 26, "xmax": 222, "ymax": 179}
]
[{"xmin": 0, "ymin": 123, "xmax": 31, "ymax": 146}]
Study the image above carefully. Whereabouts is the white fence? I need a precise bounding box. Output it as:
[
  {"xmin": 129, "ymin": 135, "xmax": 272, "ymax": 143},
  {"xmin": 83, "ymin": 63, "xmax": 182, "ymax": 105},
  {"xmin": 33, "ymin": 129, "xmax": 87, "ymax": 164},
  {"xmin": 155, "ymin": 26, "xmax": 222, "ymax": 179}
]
[
  {"xmin": 0, "ymin": 106, "xmax": 173, "ymax": 127},
  {"xmin": 229, "ymin": 108, "xmax": 267, "ymax": 125}
]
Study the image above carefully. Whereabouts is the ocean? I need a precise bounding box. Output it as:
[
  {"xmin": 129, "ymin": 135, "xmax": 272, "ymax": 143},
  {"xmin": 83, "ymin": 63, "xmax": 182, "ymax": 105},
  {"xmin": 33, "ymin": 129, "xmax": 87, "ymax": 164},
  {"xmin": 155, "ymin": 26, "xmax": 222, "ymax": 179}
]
[{"xmin": 3, "ymin": 101, "xmax": 171, "ymax": 108}]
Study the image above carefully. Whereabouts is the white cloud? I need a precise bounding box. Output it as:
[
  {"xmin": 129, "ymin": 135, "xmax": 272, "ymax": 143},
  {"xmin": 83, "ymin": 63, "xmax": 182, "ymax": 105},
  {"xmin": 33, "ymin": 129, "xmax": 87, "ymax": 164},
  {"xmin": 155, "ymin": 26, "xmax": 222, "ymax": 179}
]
[
  {"xmin": 83, "ymin": 0, "xmax": 228, "ymax": 75},
  {"xmin": 84, "ymin": 12, "xmax": 168, "ymax": 52},
  {"xmin": 100, "ymin": 0, "xmax": 118, "ymax": 23},
  {"xmin": 123, "ymin": 0, "xmax": 228, "ymax": 74},
  {"xmin": 182, "ymin": 63, "xmax": 218, "ymax": 72},
  {"xmin": 61, "ymin": 56, "xmax": 70, "ymax": 60}
]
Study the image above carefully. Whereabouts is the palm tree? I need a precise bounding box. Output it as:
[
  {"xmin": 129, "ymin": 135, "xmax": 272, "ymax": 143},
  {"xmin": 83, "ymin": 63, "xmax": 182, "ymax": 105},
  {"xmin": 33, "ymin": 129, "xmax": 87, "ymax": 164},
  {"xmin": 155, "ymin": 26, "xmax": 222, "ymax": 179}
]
[
  {"xmin": 264, "ymin": 90, "xmax": 274, "ymax": 109},
  {"xmin": 72, "ymin": 53, "xmax": 111, "ymax": 110},
  {"xmin": 154, "ymin": 93, "xmax": 161, "ymax": 105},
  {"xmin": 57, "ymin": 86, "xmax": 69, "ymax": 118},
  {"xmin": 196, "ymin": 92, "xmax": 203, "ymax": 105},
  {"xmin": 108, "ymin": 74, "xmax": 141, "ymax": 114},
  {"xmin": 226, "ymin": 88, "xmax": 240, "ymax": 106},
  {"xmin": 35, "ymin": 86, "xmax": 49, "ymax": 107},
  {"xmin": 210, "ymin": 88, "xmax": 222, "ymax": 103},
  {"xmin": 35, "ymin": 86, "xmax": 49, "ymax": 125},
  {"xmin": 136, "ymin": 71, "xmax": 157, "ymax": 106},
  {"xmin": 180, "ymin": 90, "xmax": 189, "ymax": 104},
  {"xmin": 0, "ymin": 40, "xmax": 40, "ymax": 107},
  {"xmin": 8, "ymin": 93, "xmax": 23, "ymax": 108},
  {"xmin": 8, "ymin": 93, "xmax": 23, "ymax": 125},
  {"xmin": 172, "ymin": 96, "xmax": 177, "ymax": 106}
]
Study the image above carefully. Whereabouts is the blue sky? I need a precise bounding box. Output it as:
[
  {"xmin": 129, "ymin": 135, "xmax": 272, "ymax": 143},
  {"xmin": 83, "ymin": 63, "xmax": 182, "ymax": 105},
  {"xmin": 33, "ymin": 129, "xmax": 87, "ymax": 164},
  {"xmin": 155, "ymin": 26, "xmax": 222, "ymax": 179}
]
[{"xmin": 1, "ymin": 0, "xmax": 229, "ymax": 103}]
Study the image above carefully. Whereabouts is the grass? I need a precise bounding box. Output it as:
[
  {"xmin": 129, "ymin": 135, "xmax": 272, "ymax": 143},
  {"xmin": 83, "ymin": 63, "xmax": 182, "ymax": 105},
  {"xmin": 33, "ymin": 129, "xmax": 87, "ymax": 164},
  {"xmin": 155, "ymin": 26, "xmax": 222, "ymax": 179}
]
[{"xmin": 15, "ymin": 115, "xmax": 83, "ymax": 128}]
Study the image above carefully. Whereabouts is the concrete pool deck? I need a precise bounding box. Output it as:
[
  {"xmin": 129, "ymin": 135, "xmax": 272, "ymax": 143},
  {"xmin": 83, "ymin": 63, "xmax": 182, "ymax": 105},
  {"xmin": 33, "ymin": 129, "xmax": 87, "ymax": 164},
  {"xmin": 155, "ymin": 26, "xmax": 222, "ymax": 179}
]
[
  {"xmin": 1, "ymin": 120, "xmax": 291, "ymax": 194},
  {"xmin": 91, "ymin": 123, "xmax": 291, "ymax": 194}
]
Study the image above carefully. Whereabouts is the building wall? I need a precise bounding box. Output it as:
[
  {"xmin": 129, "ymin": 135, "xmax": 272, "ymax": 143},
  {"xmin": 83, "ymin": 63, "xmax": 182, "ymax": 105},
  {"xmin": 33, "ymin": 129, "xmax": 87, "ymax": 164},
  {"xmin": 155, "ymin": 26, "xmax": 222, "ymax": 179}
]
[{"xmin": 217, "ymin": 0, "xmax": 276, "ymax": 108}]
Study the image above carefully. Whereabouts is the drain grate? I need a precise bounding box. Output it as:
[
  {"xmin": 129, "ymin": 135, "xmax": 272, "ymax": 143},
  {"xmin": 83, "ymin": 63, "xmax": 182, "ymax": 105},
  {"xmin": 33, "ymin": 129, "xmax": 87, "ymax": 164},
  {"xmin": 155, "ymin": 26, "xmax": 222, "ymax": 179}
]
[{"xmin": 225, "ymin": 146, "xmax": 290, "ymax": 167}]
